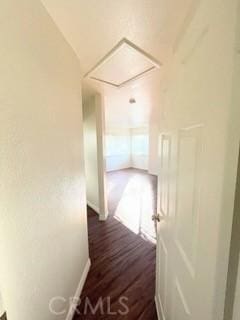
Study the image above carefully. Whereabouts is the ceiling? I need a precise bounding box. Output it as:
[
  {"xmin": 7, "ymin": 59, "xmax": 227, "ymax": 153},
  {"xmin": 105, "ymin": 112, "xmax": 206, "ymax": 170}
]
[
  {"xmin": 104, "ymin": 75, "xmax": 155, "ymax": 128},
  {"xmin": 41, "ymin": 0, "xmax": 193, "ymax": 128}
]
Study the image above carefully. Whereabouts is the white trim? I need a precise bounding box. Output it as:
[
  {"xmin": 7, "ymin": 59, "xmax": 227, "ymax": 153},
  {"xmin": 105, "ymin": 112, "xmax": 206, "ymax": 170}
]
[
  {"xmin": 106, "ymin": 166, "xmax": 131, "ymax": 173},
  {"xmin": 65, "ymin": 258, "xmax": 91, "ymax": 320},
  {"xmin": 95, "ymin": 94, "xmax": 109, "ymax": 221},
  {"xmin": 99, "ymin": 214, "xmax": 107, "ymax": 221},
  {"xmin": 84, "ymin": 38, "xmax": 161, "ymax": 88},
  {"xmin": 148, "ymin": 169, "xmax": 158, "ymax": 176},
  {"xmin": 87, "ymin": 201, "xmax": 100, "ymax": 214},
  {"xmin": 87, "ymin": 201, "xmax": 107, "ymax": 221}
]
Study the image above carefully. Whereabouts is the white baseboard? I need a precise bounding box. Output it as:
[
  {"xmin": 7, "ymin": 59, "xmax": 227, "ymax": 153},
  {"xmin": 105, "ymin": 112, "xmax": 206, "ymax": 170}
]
[
  {"xmin": 87, "ymin": 201, "xmax": 108, "ymax": 221},
  {"xmin": 106, "ymin": 166, "xmax": 131, "ymax": 172},
  {"xmin": 65, "ymin": 258, "xmax": 91, "ymax": 320},
  {"xmin": 87, "ymin": 201, "xmax": 100, "ymax": 214},
  {"xmin": 99, "ymin": 213, "xmax": 108, "ymax": 221},
  {"xmin": 148, "ymin": 169, "xmax": 158, "ymax": 176}
]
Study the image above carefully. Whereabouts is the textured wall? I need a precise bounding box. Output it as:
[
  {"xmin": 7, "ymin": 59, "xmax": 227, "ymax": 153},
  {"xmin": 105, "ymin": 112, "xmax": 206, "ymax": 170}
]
[
  {"xmin": 106, "ymin": 128, "xmax": 132, "ymax": 172},
  {"xmin": 83, "ymin": 97, "xmax": 100, "ymax": 211},
  {"xmin": 0, "ymin": 1, "xmax": 89, "ymax": 319}
]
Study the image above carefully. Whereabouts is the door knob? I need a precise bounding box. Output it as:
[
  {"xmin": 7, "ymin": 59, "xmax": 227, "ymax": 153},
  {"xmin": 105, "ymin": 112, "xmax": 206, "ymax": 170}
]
[{"xmin": 152, "ymin": 213, "xmax": 161, "ymax": 222}]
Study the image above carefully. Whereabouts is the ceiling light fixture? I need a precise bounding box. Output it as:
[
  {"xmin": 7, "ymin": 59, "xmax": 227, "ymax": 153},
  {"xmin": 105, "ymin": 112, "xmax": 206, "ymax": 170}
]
[{"xmin": 129, "ymin": 98, "xmax": 136, "ymax": 104}]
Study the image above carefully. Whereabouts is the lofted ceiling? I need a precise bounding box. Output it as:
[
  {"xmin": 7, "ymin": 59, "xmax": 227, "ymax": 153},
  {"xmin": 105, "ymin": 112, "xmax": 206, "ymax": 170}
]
[{"xmin": 41, "ymin": 0, "xmax": 193, "ymax": 128}]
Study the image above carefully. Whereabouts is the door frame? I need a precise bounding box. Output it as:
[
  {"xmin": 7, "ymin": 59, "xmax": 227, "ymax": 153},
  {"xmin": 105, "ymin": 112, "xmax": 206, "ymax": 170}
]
[{"xmin": 95, "ymin": 93, "xmax": 109, "ymax": 221}]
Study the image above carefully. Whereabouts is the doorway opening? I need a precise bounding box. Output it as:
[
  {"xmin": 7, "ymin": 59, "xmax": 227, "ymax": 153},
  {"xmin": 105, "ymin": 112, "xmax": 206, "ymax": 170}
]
[
  {"xmin": 105, "ymin": 126, "xmax": 158, "ymax": 242},
  {"xmin": 80, "ymin": 94, "xmax": 159, "ymax": 318}
]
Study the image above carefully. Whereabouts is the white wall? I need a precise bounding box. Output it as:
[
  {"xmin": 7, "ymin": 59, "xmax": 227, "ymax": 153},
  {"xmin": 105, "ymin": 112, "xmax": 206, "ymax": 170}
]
[
  {"xmin": 83, "ymin": 94, "xmax": 108, "ymax": 219},
  {"xmin": 148, "ymin": 98, "xmax": 161, "ymax": 175},
  {"xmin": 105, "ymin": 126, "xmax": 150, "ymax": 172},
  {"xmin": 148, "ymin": 122, "xmax": 159, "ymax": 175},
  {"xmin": 106, "ymin": 127, "xmax": 150, "ymax": 171},
  {"xmin": 106, "ymin": 128, "xmax": 132, "ymax": 171},
  {"xmin": 131, "ymin": 127, "xmax": 149, "ymax": 171},
  {"xmin": 83, "ymin": 97, "xmax": 100, "ymax": 212},
  {"xmin": 106, "ymin": 154, "xmax": 131, "ymax": 171},
  {"xmin": 0, "ymin": 1, "xmax": 89, "ymax": 320},
  {"xmin": 132, "ymin": 155, "xmax": 148, "ymax": 170}
]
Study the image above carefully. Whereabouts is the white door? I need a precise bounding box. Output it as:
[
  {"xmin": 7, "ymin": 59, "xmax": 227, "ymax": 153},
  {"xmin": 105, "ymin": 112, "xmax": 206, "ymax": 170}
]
[{"xmin": 155, "ymin": 0, "xmax": 240, "ymax": 319}]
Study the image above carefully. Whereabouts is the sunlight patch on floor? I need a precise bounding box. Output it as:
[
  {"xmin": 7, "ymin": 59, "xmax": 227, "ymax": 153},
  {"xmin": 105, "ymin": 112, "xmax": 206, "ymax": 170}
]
[{"xmin": 113, "ymin": 174, "xmax": 156, "ymax": 242}]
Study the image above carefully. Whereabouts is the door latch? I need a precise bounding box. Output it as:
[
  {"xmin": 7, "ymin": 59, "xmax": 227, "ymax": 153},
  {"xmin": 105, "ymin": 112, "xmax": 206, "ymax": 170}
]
[{"xmin": 152, "ymin": 213, "xmax": 161, "ymax": 222}]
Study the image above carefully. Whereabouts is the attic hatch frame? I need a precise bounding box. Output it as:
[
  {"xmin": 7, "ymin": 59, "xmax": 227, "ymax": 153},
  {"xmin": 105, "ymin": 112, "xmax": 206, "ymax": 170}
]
[{"xmin": 84, "ymin": 38, "xmax": 161, "ymax": 88}]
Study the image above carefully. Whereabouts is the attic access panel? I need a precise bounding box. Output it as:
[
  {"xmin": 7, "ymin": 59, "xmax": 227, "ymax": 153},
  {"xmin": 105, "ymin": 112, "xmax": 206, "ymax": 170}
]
[{"xmin": 84, "ymin": 38, "xmax": 161, "ymax": 88}]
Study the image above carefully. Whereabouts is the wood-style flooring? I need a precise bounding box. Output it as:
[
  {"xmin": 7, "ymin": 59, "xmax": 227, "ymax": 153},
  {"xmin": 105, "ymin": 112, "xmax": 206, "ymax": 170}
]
[{"xmin": 73, "ymin": 168, "xmax": 158, "ymax": 319}]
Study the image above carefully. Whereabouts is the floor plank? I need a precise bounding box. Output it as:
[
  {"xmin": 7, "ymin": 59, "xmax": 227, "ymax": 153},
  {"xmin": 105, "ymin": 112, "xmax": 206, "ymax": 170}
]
[{"xmin": 73, "ymin": 168, "xmax": 158, "ymax": 319}]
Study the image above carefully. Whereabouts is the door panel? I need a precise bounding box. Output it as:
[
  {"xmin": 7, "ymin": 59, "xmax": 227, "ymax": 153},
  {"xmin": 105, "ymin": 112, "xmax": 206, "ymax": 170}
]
[
  {"xmin": 175, "ymin": 126, "xmax": 202, "ymax": 278},
  {"xmin": 172, "ymin": 278, "xmax": 191, "ymax": 320},
  {"xmin": 159, "ymin": 135, "xmax": 171, "ymax": 218},
  {"xmin": 157, "ymin": 237, "xmax": 168, "ymax": 320},
  {"xmin": 155, "ymin": 0, "xmax": 239, "ymax": 319},
  {"xmin": 156, "ymin": 134, "xmax": 172, "ymax": 320}
]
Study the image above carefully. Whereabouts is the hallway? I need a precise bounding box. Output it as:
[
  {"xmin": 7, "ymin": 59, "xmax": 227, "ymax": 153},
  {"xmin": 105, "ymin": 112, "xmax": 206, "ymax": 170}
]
[
  {"xmin": 74, "ymin": 169, "xmax": 158, "ymax": 319},
  {"xmin": 1, "ymin": 1, "xmax": 239, "ymax": 320}
]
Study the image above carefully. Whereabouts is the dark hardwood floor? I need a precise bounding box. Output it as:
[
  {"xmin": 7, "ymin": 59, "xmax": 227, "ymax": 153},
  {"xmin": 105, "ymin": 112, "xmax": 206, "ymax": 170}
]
[{"xmin": 73, "ymin": 168, "xmax": 158, "ymax": 319}]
